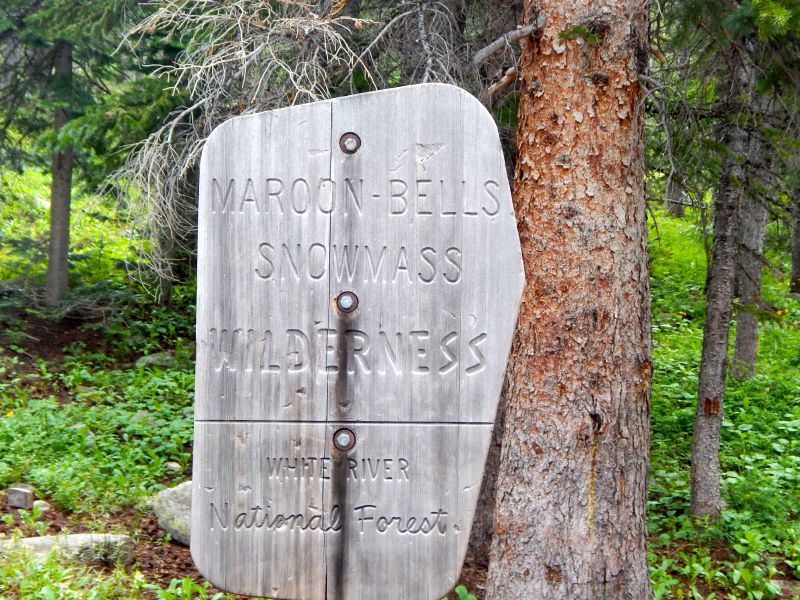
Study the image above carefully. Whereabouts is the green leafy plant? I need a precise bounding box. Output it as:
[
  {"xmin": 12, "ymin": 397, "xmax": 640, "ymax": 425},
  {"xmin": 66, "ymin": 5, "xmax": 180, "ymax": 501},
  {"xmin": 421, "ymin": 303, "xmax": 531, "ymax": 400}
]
[
  {"xmin": 18, "ymin": 505, "xmax": 48, "ymax": 536},
  {"xmin": 451, "ymin": 585, "xmax": 478, "ymax": 600}
]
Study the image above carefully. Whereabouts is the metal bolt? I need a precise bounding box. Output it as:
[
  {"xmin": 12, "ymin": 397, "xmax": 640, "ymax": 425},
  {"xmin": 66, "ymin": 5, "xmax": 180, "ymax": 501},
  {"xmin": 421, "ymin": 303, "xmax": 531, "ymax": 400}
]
[
  {"xmin": 339, "ymin": 132, "xmax": 361, "ymax": 154},
  {"xmin": 333, "ymin": 428, "xmax": 355, "ymax": 451},
  {"xmin": 336, "ymin": 291, "xmax": 358, "ymax": 313}
]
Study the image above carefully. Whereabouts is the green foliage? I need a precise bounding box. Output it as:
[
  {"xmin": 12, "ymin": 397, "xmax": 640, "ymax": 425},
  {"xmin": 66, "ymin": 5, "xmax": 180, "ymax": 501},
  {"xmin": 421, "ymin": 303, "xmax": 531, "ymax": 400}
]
[
  {"xmin": 0, "ymin": 168, "xmax": 134, "ymax": 317},
  {"xmin": 0, "ymin": 544, "xmax": 145, "ymax": 598},
  {"xmin": 0, "ymin": 352, "xmax": 194, "ymax": 512},
  {"xmin": 751, "ymin": 0, "xmax": 800, "ymax": 39},
  {"xmin": 143, "ymin": 577, "xmax": 225, "ymax": 600},
  {"xmin": 0, "ymin": 1, "xmax": 184, "ymax": 189},
  {"xmin": 0, "ymin": 545, "xmax": 236, "ymax": 599},
  {"xmin": 451, "ymin": 585, "xmax": 478, "ymax": 600},
  {"xmin": 557, "ymin": 25, "xmax": 601, "ymax": 45}
]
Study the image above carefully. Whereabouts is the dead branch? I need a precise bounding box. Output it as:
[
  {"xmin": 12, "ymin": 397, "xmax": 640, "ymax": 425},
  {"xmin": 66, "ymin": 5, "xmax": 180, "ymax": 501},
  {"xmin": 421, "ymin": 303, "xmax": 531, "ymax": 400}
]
[{"xmin": 470, "ymin": 15, "xmax": 546, "ymax": 67}]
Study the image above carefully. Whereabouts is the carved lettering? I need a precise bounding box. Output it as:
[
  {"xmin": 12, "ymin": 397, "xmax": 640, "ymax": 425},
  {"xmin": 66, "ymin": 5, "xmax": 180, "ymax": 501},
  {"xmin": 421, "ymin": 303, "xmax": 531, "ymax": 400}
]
[
  {"xmin": 255, "ymin": 244, "xmax": 463, "ymax": 284},
  {"xmin": 262, "ymin": 456, "xmax": 411, "ymax": 482},
  {"xmin": 210, "ymin": 177, "xmax": 502, "ymax": 216},
  {"xmin": 354, "ymin": 505, "xmax": 448, "ymax": 535},
  {"xmin": 483, "ymin": 180, "xmax": 500, "ymax": 216},
  {"xmin": 205, "ymin": 327, "xmax": 488, "ymax": 376},
  {"xmin": 211, "ymin": 178, "xmax": 236, "ymax": 213},
  {"xmin": 209, "ymin": 501, "xmax": 342, "ymax": 532}
]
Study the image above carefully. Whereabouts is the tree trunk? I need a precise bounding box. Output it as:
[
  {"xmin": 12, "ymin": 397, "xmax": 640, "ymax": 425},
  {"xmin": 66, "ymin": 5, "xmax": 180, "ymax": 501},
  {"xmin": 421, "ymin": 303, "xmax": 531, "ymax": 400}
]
[
  {"xmin": 732, "ymin": 93, "xmax": 772, "ymax": 380},
  {"xmin": 791, "ymin": 191, "xmax": 800, "ymax": 295},
  {"xmin": 157, "ymin": 233, "xmax": 176, "ymax": 307},
  {"xmin": 485, "ymin": 1, "xmax": 652, "ymax": 597},
  {"xmin": 665, "ymin": 178, "xmax": 686, "ymax": 217},
  {"xmin": 690, "ymin": 43, "xmax": 752, "ymax": 518},
  {"xmin": 45, "ymin": 41, "xmax": 73, "ymax": 306},
  {"xmin": 731, "ymin": 196, "xmax": 766, "ymax": 380}
]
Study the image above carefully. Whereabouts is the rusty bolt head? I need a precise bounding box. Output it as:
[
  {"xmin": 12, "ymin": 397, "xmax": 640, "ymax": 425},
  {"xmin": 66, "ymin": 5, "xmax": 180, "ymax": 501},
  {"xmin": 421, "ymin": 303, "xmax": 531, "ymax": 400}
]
[
  {"xmin": 339, "ymin": 132, "xmax": 361, "ymax": 154},
  {"xmin": 336, "ymin": 291, "xmax": 358, "ymax": 313},
  {"xmin": 333, "ymin": 428, "xmax": 355, "ymax": 451}
]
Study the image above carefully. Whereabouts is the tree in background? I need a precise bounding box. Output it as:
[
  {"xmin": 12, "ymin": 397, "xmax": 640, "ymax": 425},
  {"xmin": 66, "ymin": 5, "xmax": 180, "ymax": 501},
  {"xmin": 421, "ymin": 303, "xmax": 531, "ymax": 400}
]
[
  {"xmin": 485, "ymin": 0, "xmax": 652, "ymax": 595},
  {"xmin": 0, "ymin": 0, "xmax": 179, "ymax": 307},
  {"xmin": 691, "ymin": 35, "xmax": 755, "ymax": 518},
  {"xmin": 645, "ymin": 0, "xmax": 800, "ymax": 518},
  {"xmin": 793, "ymin": 189, "xmax": 800, "ymax": 293},
  {"xmin": 690, "ymin": 0, "xmax": 799, "ymax": 518}
]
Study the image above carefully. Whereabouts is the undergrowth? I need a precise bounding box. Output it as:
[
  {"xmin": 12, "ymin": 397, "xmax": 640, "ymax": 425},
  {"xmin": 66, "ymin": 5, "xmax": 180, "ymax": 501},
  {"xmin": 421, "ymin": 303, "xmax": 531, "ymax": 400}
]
[{"xmin": 647, "ymin": 210, "xmax": 800, "ymax": 599}]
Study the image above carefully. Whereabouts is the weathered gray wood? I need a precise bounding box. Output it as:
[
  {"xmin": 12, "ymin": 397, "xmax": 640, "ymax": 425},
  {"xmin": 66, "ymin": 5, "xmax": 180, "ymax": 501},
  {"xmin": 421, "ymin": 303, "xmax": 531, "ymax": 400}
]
[{"xmin": 192, "ymin": 84, "xmax": 524, "ymax": 599}]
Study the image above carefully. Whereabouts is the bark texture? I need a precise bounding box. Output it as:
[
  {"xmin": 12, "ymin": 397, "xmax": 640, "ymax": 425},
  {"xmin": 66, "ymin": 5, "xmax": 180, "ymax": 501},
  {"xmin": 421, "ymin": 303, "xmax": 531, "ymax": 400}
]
[
  {"xmin": 485, "ymin": 1, "xmax": 652, "ymax": 597},
  {"xmin": 690, "ymin": 44, "xmax": 752, "ymax": 518},
  {"xmin": 731, "ymin": 93, "xmax": 771, "ymax": 380},
  {"xmin": 45, "ymin": 41, "xmax": 74, "ymax": 306},
  {"xmin": 731, "ymin": 197, "xmax": 766, "ymax": 380}
]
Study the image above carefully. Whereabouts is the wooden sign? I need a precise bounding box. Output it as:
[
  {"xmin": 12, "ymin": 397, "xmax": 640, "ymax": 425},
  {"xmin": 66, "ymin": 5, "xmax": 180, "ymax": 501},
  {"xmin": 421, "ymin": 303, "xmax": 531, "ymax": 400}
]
[{"xmin": 191, "ymin": 84, "xmax": 524, "ymax": 599}]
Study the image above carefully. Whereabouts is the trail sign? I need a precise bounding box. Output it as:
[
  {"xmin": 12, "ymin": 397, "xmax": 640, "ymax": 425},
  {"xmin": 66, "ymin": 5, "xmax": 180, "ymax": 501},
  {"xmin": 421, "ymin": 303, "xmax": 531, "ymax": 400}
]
[{"xmin": 191, "ymin": 84, "xmax": 524, "ymax": 599}]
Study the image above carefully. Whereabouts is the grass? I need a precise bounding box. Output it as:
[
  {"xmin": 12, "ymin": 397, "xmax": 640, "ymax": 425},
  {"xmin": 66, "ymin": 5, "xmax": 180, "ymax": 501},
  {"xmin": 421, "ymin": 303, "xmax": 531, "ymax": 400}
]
[
  {"xmin": 0, "ymin": 172, "xmax": 798, "ymax": 597},
  {"xmin": 0, "ymin": 544, "xmax": 223, "ymax": 599}
]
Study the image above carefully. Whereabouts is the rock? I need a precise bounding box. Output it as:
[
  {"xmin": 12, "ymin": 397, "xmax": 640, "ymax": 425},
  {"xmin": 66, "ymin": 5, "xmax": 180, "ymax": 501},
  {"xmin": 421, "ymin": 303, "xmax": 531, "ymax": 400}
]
[
  {"xmin": 165, "ymin": 461, "xmax": 182, "ymax": 473},
  {"xmin": 69, "ymin": 423, "xmax": 94, "ymax": 436},
  {"xmin": 7, "ymin": 484, "xmax": 34, "ymax": 509},
  {"xmin": 771, "ymin": 579, "xmax": 800, "ymax": 597},
  {"xmin": 150, "ymin": 481, "xmax": 191, "ymax": 546},
  {"xmin": 0, "ymin": 534, "xmax": 134, "ymax": 565},
  {"xmin": 135, "ymin": 351, "xmax": 177, "ymax": 369},
  {"xmin": 130, "ymin": 411, "xmax": 157, "ymax": 427},
  {"xmin": 32, "ymin": 500, "xmax": 51, "ymax": 514}
]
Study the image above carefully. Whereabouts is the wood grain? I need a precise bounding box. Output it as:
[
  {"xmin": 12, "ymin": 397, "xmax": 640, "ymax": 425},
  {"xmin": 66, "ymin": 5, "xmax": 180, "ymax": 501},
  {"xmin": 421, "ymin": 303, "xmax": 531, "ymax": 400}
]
[{"xmin": 192, "ymin": 84, "xmax": 524, "ymax": 599}]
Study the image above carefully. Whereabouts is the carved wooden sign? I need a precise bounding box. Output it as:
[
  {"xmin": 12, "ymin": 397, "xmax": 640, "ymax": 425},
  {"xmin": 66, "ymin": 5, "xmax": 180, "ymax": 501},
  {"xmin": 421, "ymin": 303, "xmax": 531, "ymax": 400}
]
[{"xmin": 191, "ymin": 84, "xmax": 524, "ymax": 599}]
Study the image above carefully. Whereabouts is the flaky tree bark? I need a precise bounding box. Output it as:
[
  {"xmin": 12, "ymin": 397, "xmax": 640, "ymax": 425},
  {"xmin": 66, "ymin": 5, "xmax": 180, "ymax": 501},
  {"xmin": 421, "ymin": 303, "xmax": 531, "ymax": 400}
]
[
  {"xmin": 690, "ymin": 43, "xmax": 752, "ymax": 518},
  {"xmin": 45, "ymin": 41, "xmax": 74, "ymax": 306},
  {"xmin": 485, "ymin": 1, "xmax": 652, "ymax": 597}
]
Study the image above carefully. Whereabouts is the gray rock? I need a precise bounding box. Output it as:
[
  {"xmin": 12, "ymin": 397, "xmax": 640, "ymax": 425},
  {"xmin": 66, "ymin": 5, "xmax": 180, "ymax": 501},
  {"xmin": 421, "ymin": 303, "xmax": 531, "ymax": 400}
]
[
  {"xmin": 135, "ymin": 351, "xmax": 177, "ymax": 369},
  {"xmin": 0, "ymin": 534, "xmax": 134, "ymax": 565},
  {"xmin": 771, "ymin": 579, "xmax": 800, "ymax": 597},
  {"xmin": 32, "ymin": 500, "xmax": 51, "ymax": 514},
  {"xmin": 165, "ymin": 461, "xmax": 182, "ymax": 473},
  {"xmin": 7, "ymin": 485, "xmax": 34, "ymax": 509},
  {"xmin": 150, "ymin": 481, "xmax": 191, "ymax": 546}
]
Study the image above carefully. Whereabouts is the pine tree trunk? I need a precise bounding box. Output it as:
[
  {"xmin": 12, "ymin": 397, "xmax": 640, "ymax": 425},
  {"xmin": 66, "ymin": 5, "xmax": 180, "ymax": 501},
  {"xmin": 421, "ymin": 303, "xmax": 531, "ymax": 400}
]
[
  {"xmin": 731, "ymin": 197, "xmax": 766, "ymax": 380},
  {"xmin": 690, "ymin": 44, "xmax": 752, "ymax": 518},
  {"xmin": 45, "ymin": 41, "xmax": 73, "ymax": 306},
  {"xmin": 485, "ymin": 1, "xmax": 652, "ymax": 597},
  {"xmin": 791, "ymin": 191, "xmax": 800, "ymax": 295}
]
